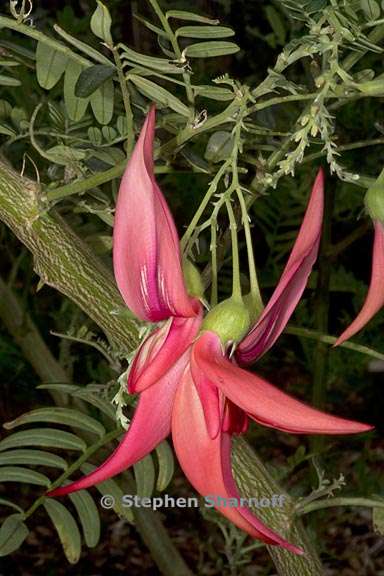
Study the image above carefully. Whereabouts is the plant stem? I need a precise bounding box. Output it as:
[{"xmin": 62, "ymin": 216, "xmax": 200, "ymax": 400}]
[
  {"xmin": 225, "ymin": 196, "xmax": 242, "ymax": 301},
  {"xmin": 112, "ymin": 46, "xmax": 135, "ymax": 155},
  {"xmin": 285, "ymin": 325, "xmax": 384, "ymax": 361},
  {"xmin": 147, "ymin": 0, "xmax": 194, "ymax": 108},
  {"xmin": 297, "ymin": 497, "xmax": 384, "ymax": 516},
  {"xmin": 236, "ymin": 188, "xmax": 263, "ymax": 314}
]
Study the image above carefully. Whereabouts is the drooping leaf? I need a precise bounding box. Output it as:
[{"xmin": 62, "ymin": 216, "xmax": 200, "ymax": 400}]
[
  {"xmin": 0, "ymin": 429, "xmax": 87, "ymax": 452},
  {"xmin": 155, "ymin": 441, "xmax": 175, "ymax": 492},
  {"xmin": 133, "ymin": 455, "xmax": 155, "ymax": 498},
  {"xmin": 184, "ymin": 41, "xmax": 240, "ymax": 58},
  {"xmin": 0, "ymin": 466, "xmax": 50, "ymax": 487},
  {"xmin": 133, "ymin": 14, "xmax": 168, "ymax": 38},
  {"xmin": 0, "ymin": 449, "xmax": 67, "ymax": 470},
  {"xmin": 35, "ymin": 41, "xmax": 68, "ymax": 89},
  {"xmin": 4, "ymin": 408, "xmax": 105, "ymax": 438},
  {"xmin": 128, "ymin": 75, "xmax": 190, "ymax": 117},
  {"xmin": 43, "ymin": 499, "xmax": 82, "ymax": 564},
  {"xmin": 0, "ymin": 515, "xmax": 28, "ymax": 557},
  {"xmin": 81, "ymin": 463, "xmax": 134, "ymax": 523},
  {"xmin": 69, "ymin": 491, "xmax": 101, "ymax": 548}
]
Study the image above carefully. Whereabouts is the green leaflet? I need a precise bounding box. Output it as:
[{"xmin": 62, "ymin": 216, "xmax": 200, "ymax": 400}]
[
  {"xmin": 175, "ymin": 26, "xmax": 234, "ymax": 39},
  {"xmin": 90, "ymin": 78, "xmax": 114, "ymax": 125},
  {"xmin": 134, "ymin": 454, "xmax": 155, "ymax": 498},
  {"xmin": 37, "ymin": 383, "xmax": 116, "ymax": 419},
  {"xmin": 35, "ymin": 40, "xmax": 68, "ymax": 89},
  {"xmin": 81, "ymin": 463, "xmax": 134, "ymax": 523},
  {"xmin": 119, "ymin": 45, "xmax": 183, "ymax": 74},
  {"xmin": 90, "ymin": 0, "xmax": 113, "ymax": 45},
  {"xmin": 0, "ymin": 515, "xmax": 29, "ymax": 557},
  {"xmin": 0, "ymin": 74, "xmax": 21, "ymax": 86},
  {"xmin": 166, "ymin": 10, "xmax": 220, "ymax": 25},
  {"xmin": 184, "ymin": 41, "xmax": 240, "ymax": 58},
  {"xmin": 155, "ymin": 441, "xmax": 175, "ymax": 492},
  {"xmin": 4, "ymin": 407, "xmax": 105, "ymax": 438},
  {"xmin": 0, "ymin": 428, "xmax": 87, "ymax": 452},
  {"xmin": 69, "ymin": 491, "xmax": 101, "ymax": 548},
  {"xmin": 75, "ymin": 64, "xmax": 115, "ymax": 98},
  {"xmin": 64, "ymin": 63, "xmax": 89, "ymax": 122},
  {"xmin": 0, "ymin": 466, "xmax": 50, "ymax": 487},
  {"xmin": 193, "ymin": 85, "xmax": 234, "ymax": 101},
  {"xmin": 128, "ymin": 75, "xmax": 190, "ymax": 117},
  {"xmin": 43, "ymin": 499, "xmax": 82, "ymax": 564},
  {"xmin": 0, "ymin": 449, "xmax": 67, "ymax": 470}
]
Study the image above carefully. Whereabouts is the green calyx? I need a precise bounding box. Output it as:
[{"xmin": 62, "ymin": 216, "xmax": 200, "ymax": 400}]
[
  {"xmin": 201, "ymin": 297, "xmax": 251, "ymax": 345},
  {"xmin": 183, "ymin": 259, "xmax": 205, "ymax": 299},
  {"xmin": 365, "ymin": 167, "xmax": 384, "ymax": 223}
]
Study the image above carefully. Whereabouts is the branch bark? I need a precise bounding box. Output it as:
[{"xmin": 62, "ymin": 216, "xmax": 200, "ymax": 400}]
[{"xmin": 0, "ymin": 159, "xmax": 323, "ymax": 574}]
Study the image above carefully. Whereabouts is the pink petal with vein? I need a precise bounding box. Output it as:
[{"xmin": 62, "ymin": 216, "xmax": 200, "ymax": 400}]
[
  {"xmin": 196, "ymin": 332, "xmax": 373, "ymax": 435},
  {"xmin": 335, "ymin": 220, "xmax": 384, "ymax": 346},
  {"xmin": 113, "ymin": 105, "xmax": 195, "ymax": 322},
  {"xmin": 128, "ymin": 305, "xmax": 202, "ymax": 393},
  {"xmin": 237, "ymin": 169, "xmax": 324, "ymax": 364},
  {"xmin": 172, "ymin": 366, "xmax": 303, "ymax": 554},
  {"xmin": 47, "ymin": 352, "xmax": 188, "ymax": 497}
]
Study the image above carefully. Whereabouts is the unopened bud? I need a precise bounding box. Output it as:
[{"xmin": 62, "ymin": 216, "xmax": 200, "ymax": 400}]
[{"xmin": 202, "ymin": 297, "xmax": 250, "ymax": 345}]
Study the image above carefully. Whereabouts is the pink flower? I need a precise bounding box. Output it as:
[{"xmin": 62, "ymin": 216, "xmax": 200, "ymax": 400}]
[
  {"xmin": 335, "ymin": 220, "xmax": 384, "ymax": 346},
  {"xmin": 48, "ymin": 108, "xmax": 372, "ymax": 555}
]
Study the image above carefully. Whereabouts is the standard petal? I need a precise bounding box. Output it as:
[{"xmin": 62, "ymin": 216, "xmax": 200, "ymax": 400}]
[
  {"xmin": 113, "ymin": 105, "xmax": 195, "ymax": 322},
  {"xmin": 335, "ymin": 220, "xmax": 384, "ymax": 345},
  {"xmin": 128, "ymin": 304, "xmax": 203, "ymax": 393},
  {"xmin": 172, "ymin": 366, "xmax": 303, "ymax": 554},
  {"xmin": 195, "ymin": 332, "xmax": 373, "ymax": 435},
  {"xmin": 47, "ymin": 352, "xmax": 188, "ymax": 497},
  {"xmin": 237, "ymin": 169, "xmax": 324, "ymax": 364}
]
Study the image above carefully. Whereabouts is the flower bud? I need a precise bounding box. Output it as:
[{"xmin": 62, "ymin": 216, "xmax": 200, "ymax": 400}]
[
  {"xmin": 365, "ymin": 167, "xmax": 384, "ymax": 223},
  {"xmin": 182, "ymin": 259, "xmax": 204, "ymax": 299},
  {"xmin": 201, "ymin": 297, "xmax": 251, "ymax": 345}
]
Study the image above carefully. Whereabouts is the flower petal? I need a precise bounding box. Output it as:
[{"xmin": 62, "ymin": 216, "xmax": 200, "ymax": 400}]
[
  {"xmin": 335, "ymin": 220, "xmax": 384, "ymax": 346},
  {"xmin": 237, "ymin": 169, "xmax": 324, "ymax": 364},
  {"xmin": 47, "ymin": 352, "xmax": 188, "ymax": 497},
  {"xmin": 113, "ymin": 105, "xmax": 195, "ymax": 322},
  {"xmin": 128, "ymin": 303, "xmax": 202, "ymax": 393},
  {"xmin": 172, "ymin": 366, "xmax": 303, "ymax": 554},
  {"xmin": 195, "ymin": 332, "xmax": 373, "ymax": 435}
]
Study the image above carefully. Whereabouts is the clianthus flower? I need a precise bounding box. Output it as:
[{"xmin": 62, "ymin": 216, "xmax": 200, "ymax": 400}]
[{"xmin": 48, "ymin": 107, "xmax": 372, "ymax": 554}]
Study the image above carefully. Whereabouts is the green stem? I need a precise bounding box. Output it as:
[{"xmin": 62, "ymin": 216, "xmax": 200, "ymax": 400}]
[
  {"xmin": 147, "ymin": 0, "xmax": 194, "ymax": 108},
  {"xmin": 225, "ymin": 196, "xmax": 242, "ymax": 301},
  {"xmin": 181, "ymin": 160, "xmax": 229, "ymax": 253},
  {"xmin": 302, "ymin": 138, "xmax": 384, "ymax": 165},
  {"xmin": 236, "ymin": 187, "xmax": 263, "ymax": 312},
  {"xmin": 297, "ymin": 497, "xmax": 384, "ymax": 516},
  {"xmin": 285, "ymin": 326, "xmax": 384, "ymax": 362},
  {"xmin": 112, "ymin": 47, "xmax": 134, "ymax": 155}
]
